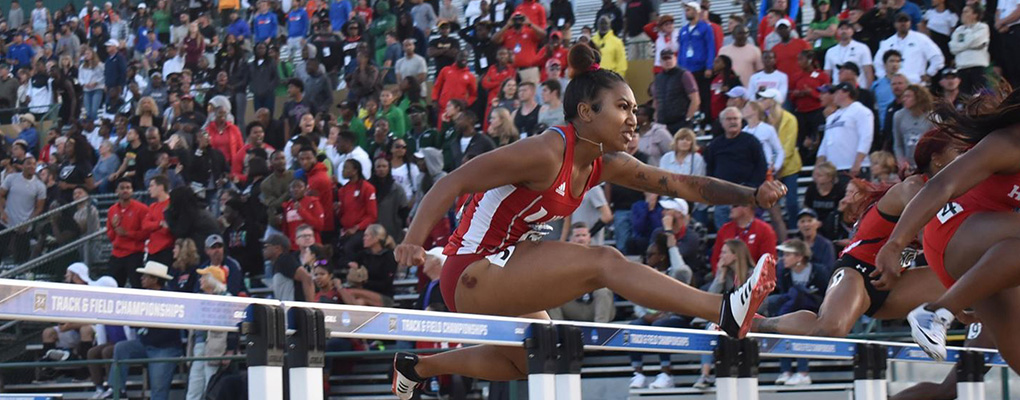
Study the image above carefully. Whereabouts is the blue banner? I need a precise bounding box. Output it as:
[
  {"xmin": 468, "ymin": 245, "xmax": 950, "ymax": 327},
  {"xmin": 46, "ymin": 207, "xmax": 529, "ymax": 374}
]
[
  {"xmin": 308, "ymin": 303, "xmax": 532, "ymax": 345},
  {"xmin": 571, "ymin": 323, "xmax": 717, "ymax": 354},
  {"xmin": 757, "ymin": 336, "xmax": 857, "ymax": 359}
]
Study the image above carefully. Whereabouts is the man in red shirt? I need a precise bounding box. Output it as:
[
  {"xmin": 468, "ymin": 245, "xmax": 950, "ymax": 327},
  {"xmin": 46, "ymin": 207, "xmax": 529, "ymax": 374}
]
[
  {"xmin": 281, "ymin": 179, "xmax": 325, "ymax": 250},
  {"xmin": 297, "ymin": 146, "xmax": 335, "ymax": 242},
  {"xmin": 494, "ymin": 12, "xmax": 547, "ymax": 84},
  {"xmin": 513, "ymin": 0, "xmax": 546, "ymax": 30},
  {"xmin": 432, "ymin": 51, "xmax": 477, "ymax": 129},
  {"xmin": 336, "ymin": 158, "xmax": 378, "ymax": 262},
  {"xmin": 141, "ymin": 175, "xmax": 174, "ymax": 267},
  {"xmin": 106, "ymin": 179, "xmax": 149, "ymax": 287},
  {"xmin": 771, "ymin": 20, "xmax": 811, "ymax": 79},
  {"xmin": 481, "ymin": 48, "xmax": 516, "ymax": 130},
  {"xmin": 710, "ymin": 204, "xmax": 778, "ymax": 273},
  {"xmin": 790, "ymin": 50, "xmax": 831, "ymax": 161},
  {"xmin": 540, "ymin": 31, "xmax": 568, "ymax": 80}
]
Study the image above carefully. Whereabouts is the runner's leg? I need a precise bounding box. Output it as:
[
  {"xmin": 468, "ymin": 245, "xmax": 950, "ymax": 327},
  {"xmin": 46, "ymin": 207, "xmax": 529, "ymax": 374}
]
[{"xmin": 754, "ymin": 267, "xmax": 868, "ymax": 337}]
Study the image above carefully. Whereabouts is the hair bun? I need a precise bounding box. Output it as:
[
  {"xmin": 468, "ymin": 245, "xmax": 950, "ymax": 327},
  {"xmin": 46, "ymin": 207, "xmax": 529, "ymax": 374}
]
[{"xmin": 567, "ymin": 43, "xmax": 603, "ymax": 79}]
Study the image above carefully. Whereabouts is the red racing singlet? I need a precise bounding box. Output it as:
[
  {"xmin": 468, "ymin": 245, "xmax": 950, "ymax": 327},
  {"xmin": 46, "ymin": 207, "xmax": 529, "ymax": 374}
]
[
  {"xmin": 842, "ymin": 205, "xmax": 899, "ymax": 265},
  {"xmin": 923, "ymin": 172, "xmax": 1020, "ymax": 287},
  {"xmin": 444, "ymin": 125, "xmax": 604, "ymax": 257}
]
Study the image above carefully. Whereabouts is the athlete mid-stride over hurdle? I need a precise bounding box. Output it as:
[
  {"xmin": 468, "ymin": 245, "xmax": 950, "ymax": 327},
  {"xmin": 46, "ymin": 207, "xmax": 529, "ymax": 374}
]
[{"xmin": 389, "ymin": 43, "xmax": 787, "ymax": 399}]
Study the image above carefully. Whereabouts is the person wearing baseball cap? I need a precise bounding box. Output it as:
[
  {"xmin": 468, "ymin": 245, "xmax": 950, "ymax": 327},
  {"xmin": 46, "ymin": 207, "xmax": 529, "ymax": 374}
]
[
  {"xmin": 679, "ymin": 0, "xmax": 716, "ymax": 122},
  {"xmin": 874, "ymin": 11, "xmax": 944, "ymax": 84},
  {"xmin": 197, "ymin": 234, "xmax": 245, "ymax": 296},
  {"xmin": 262, "ymin": 232, "xmax": 315, "ymax": 302},
  {"xmin": 104, "ymin": 38, "xmax": 128, "ymax": 93},
  {"xmin": 794, "ymin": 208, "xmax": 835, "ymax": 269},
  {"xmin": 652, "ymin": 14, "xmax": 680, "ymax": 74},
  {"xmin": 938, "ymin": 67, "xmax": 964, "ymax": 108},
  {"xmin": 817, "ymin": 79, "xmax": 874, "ymax": 178},
  {"xmin": 653, "ymin": 46, "xmax": 700, "ymax": 133}
]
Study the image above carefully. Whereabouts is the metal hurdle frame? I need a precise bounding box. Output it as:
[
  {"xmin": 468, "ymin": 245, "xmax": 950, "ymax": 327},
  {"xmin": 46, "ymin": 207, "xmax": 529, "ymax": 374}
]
[{"xmin": 0, "ymin": 279, "xmax": 1006, "ymax": 400}]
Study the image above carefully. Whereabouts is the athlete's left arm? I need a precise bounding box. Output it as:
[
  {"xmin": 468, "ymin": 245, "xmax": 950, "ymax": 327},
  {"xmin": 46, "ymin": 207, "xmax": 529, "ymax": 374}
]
[{"xmin": 601, "ymin": 152, "xmax": 787, "ymax": 207}]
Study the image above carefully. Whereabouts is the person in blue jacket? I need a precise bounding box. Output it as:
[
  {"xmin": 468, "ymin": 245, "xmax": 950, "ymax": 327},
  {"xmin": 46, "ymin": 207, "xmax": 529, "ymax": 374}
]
[
  {"xmin": 629, "ymin": 193, "xmax": 665, "ymax": 255},
  {"xmin": 226, "ymin": 10, "xmax": 251, "ymax": 40},
  {"xmin": 331, "ymin": 0, "xmax": 353, "ymax": 32},
  {"xmin": 678, "ymin": 1, "xmax": 716, "ymax": 122},
  {"xmin": 287, "ymin": 0, "xmax": 310, "ymax": 56},
  {"xmin": 252, "ymin": 0, "xmax": 279, "ymax": 44},
  {"xmin": 6, "ymin": 33, "xmax": 34, "ymax": 73}
]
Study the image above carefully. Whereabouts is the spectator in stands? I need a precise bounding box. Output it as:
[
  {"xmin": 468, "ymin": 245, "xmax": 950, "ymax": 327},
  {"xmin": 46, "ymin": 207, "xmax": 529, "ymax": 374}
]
[
  {"xmin": 807, "ymin": 0, "xmax": 838, "ymax": 54},
  {"xmin": 548, "ymin": 222, "xmax": 616, "ymax": 322},
  {"xmin": 824, "ymin": 21, "xmax": 874, "ymax": 89},
  {"xmin": 514, "ymin": 82, "xmax": 541, "ymax": 136},
  {"xmin": 38, "ymin": 263, "xmax": 94, "ymax": 371},
  {"xmin": 71, "ymin": 187, "xmax": 101, "ymax": 265},
  {"xmin": 742, "ymin": 99, "xmax": 785, "ymax": 177},
  {"xmin": 13, "ymin": 114, "xmax": 38, "ymax": 156},
  {"xmin": 747, "ymin": 50, "xmax": 788, "ymax": 103},
  {"xmin": 327, "ymin": 129, "xmax": 373, "ymax": 185},
  {"xmin": 395, "ymin": 39, "xmax": 428, "ymax": 89},
  {"xmin": 143, "ymin": 151, "xmax": 185, "ymax": 191},
  {"xmin": 892, "ymin": 85, "xmax": 934, "ymax": 170},
  {"xmin": 78, "ymin": 49, "xmax": 105, "ymax": 122},
  {"xmin": 195, "ymin": 234, "xmax": 245, "ymax": 296},
  {"xmin": 872, "ymin": 50, "xmax": 902, "ymax": 133},
  {"xmin": 711, "ymin": 204, "xmax": 777, "ymax": 272},
  {"xmin": 770, "ymin": 239, "xmax": 828, "ymax": 386},
  {"xmin": 165, "ymin": 186, "xmax": 222, "ymax": 254},
  {"xmin": 817, "ymin": 83, "xmax": 874, "ymax": 178},
  {"xmin": 709, "ymin": 55, "xmax": 744, "ymax": 123},
  {"xmin": 718, "ymin": 25, "xmax": 762, "ymax": 87},
  {"xmin": 444, "ymin": 111, "xmax": 494, "ymax": 171},
  {"xmin": 345, "ymin": 223, "xmax": 398, "ymax": 306},
  {"xmin": 653, "ymin": 49, "xmax": 700, "ymax": 132},
  {"xmin": 937, "ymin": 68, "xmax": 965, "ymax": 111},
  {"xmin": 55, "ymin": 137, "xmax": 96, "ymax": 203},
  {"xmin": 869, "ymin": 151, "xmax": 901, "ymax": 184},
  {"xmin": 804, "ymin": 161, "xmax": 844, "ymax": 223},
  {"xmin": 418, "ymin": 247, "xmax": 448, "ymax": 310},
  {"xmin": 281, "ymin": 179, "xmax": 325, "ymax": 250},
  {"xmin": 679, "ymin": 1, "xmax": 716, "ymax": 121},
  {"xmin": 336, "ymin": 158, "xmax": 377, "ymax": 253},
  {"xmin": 837, "ymin": 62, "xmax": 876, "ymax": 112},
  {"xmin": 875, "ymin": 13, "xmax": 945, "ymax": 84},
  {"xmin": 109, "ymin": 261, "xmax": 182, "ymax": 400},
  {"xmin": 185, "ymin": 265, "xmax": 236, "ymax": 400},
  {"xmin": 629, "ymin": 193, "xmax": 663, "ymax": 261},
  {"xmin": 568, "ymin": 183, "xmax": 613, "ymax": 245},
  {"xmin": 655, "ymin": 198, "xmax": 706, "ymax": 279},
  {"xmin": 378, "ymin": 88, "xmax": 407, "ymax": 137},
  {"xmin": 493, "ymin": 12, "xmax": 546, "ymax": 85},
  {"xmin": 595, "ymin": 0, "xmax": 623, "ymax": 37},
  {"xmin": 253, "ymin": 1, "xmax": 280, "ymax": 44},
  {"xmin": 220, "ymin": 197, "xmax": 264, "ymax": 278},
  {"xmin": 771, "ymin": 20, "xmax": 811, "ymax": 79},
  {"xmin": 696, "ymin": 239, "xmax": 754, "ymax": 389},
  {"xmin": 87, "ymin": 276, "xmax": 133, "ymax": 397},
  {"xmin": 250, "ymin": 44, "xmax": 280, "ymax": 117},
  {"xmin": 262, "ymin": 150, "xmax": 294, "ymax": 233},
  {"xmin": 789, "ymin": 50, "xmax": 829, "ymax": 166},
  {"xmin": 794, "ymin": 208, "xmax": 836, "ymax": 272},
  {"xmin": 628, "ymin": 229, "xmax": 698, "ymax": 390},
  {"xmin": 878, "ymin": 73, "xmax": 909, "ymax": 151},
  {"xmin": 140, "ymin": 175, "xmax": 174, "ymax": 266},
  {"xmin": 264, "ymin": 232, "xmax": 315, "ymax": 301},
  {"xmin": 298, "ymin": 145, "xmax": 336, "ymax": 240},
  {"xmin": 432, "ymin": 51, "xmax": 477, "ymax": 128},
  {"xmin": 106, "ymin": 179, "xmax": 148, "ymax": 287},
  {"xmin": 538, "ymin": 80, "xmax": 566, "ymax": 129},
  {"xmin": 950, "ymin": 4, "xmax": 990, "ymax": 95},
  {"xmin": 650, "ymin": 15, "xmax": 681, "ymax": 74},
  {"xmin": 370, "ymin": 156, "xmax": 410, "ymax": 240},
  {"xmin": 429, "ymin": 21, "xmax": 461, "ymax": 74},
  {"xmin": 390, "ymin": 139, "xmax": 422, "ymax": 204},
  {"xmin": 592, "ymin": 16, "xmax": 627, "ymax": 78},
  {"xmin": 0, "ymin": 155, "xmax": 44, "ymax": 264},
  {"xmin": 704, "ymin": 107, "xmax": 767, "ymax": 228},
  {"xmin": 281, "ymin": 78, "xmax": 316, "ymax": 142}
]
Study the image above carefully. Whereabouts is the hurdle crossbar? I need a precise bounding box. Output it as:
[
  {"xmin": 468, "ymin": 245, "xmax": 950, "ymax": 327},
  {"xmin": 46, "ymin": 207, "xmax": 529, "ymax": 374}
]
[{"xmin": 0, "ymin": 279, "xmax": 1005, "ymax": 400}]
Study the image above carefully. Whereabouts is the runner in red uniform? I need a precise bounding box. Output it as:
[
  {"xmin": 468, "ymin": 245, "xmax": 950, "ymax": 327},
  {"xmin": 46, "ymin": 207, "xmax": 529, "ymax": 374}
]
[
  {"xmin": 753, "ymin": 129, "xmax": 964, "ymax": 337},
  {"xmin": 390, "ymin": 44, "xmax": 788, "ymax": 399},
  {"xmin": 875, "ymin": 89, "xmax": 1020, "ymax": 368}
]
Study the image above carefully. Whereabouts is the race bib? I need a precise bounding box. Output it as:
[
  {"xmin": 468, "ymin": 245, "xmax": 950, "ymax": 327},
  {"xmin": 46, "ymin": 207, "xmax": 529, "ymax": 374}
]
[
  {"xmin": 686, "ymin": 47, "xmax": 694, "ymax": 57},
  {"xmin": 486, "ymin": 246, "xmax": 516, "ymax": 267},
  {"xmin": 967, "ymin": 323, "xmax": 982, "ymax": 340},
  {"xmin": 479, "ymin": 56, "xmax": 488, "ymax": 69},
  {"xmin": 936, "ymin": 202, "xmax": 964, "ymax": 224}
]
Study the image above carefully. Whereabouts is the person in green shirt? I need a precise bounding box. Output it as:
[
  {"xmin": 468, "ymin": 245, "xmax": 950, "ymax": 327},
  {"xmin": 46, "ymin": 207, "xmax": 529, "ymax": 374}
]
[
  {"xmin": 152, "ymin": 0, "xmax": 171, "ymax": 43},
  {"xmin": 377, "ymin": 87, "xmax": 407, "ymax": 137},
  {"xmin": 337, "ymin": 101, "xmax": 368, "ymax": 149},
  {"xmin": 368, "ymin": 1, "xmax": 397, "ymax": 66},
  {"xmin": 395, "ymin": 76, "xmax": 428, "ymax": 123},
  {"xmin": 805, "ymin": 0, "xmax": 838, "ymax": 53},
  {"xmin": 405, "ymin": 105, "xmax": 443, "ymax": 153}
]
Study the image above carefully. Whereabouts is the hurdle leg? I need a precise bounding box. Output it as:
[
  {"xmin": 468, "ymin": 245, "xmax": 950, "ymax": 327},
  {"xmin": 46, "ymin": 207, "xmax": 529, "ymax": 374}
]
[
  {"xmin": 525, "ymin": 323, "xmax": 557, "ymax": 400},
  {"xmin": 243, "ymin": 304, "xmax": 286, "ymax": 400},
  {"xmin": 555, "ymin": 325, "xmax": 584, "ymax": 400},
  {"xmin": 714, "ymin": 337, "xmax": 739, "ymax": 400},
  {"xmin": 869, "ymin": 344, "xmax": 888, "ymax": 400},
  {"xmin": 956, "ymin": 351, "xmax": 986, "ymax": 400},
  {"xmin": 853, "ymin": 343, "xmax": 874, "ymax": 400},
  {"xmin": 736, "ymin": 339, "xmax": 760, "ymax": 400},
  {"xmin": 286, "ymin": 308, "xmax": 328, "ymax": 400}
]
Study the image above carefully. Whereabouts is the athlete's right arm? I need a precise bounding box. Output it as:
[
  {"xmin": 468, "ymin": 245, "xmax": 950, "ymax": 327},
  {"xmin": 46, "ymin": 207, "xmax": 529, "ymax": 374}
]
[
  {"xmin": 874, "ymin": 130, "xmax": 1020, "ymax": 285},
  {"xmin": 394, "ymin": 136, "xmax": 558, "ymax": 266}
]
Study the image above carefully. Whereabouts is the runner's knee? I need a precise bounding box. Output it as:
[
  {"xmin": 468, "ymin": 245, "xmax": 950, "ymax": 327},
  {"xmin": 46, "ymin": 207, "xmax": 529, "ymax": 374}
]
[
  {"xmin": 591, "ymin": 246, "xmax": 630, "ymax": 284},
  {"xmin": 809, "ymin": 315, "xmax": 854, "ymax": 337}
]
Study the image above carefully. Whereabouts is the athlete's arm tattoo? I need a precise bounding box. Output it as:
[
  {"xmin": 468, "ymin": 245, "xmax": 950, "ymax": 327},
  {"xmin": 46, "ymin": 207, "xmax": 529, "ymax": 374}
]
[
  {"xmin": 604, "ymin": 153, "xmax": 755, "ymax": 206},
  {"xmin": 755, "ymin": 317, "xmax": 781, "ymax": 334}
]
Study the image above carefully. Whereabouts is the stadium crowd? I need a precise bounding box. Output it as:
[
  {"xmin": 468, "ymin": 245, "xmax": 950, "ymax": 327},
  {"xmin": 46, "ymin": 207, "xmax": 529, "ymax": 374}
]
[{"xmin": 0, "ymin": 0, "xmax": 1017, "ymax": 396}]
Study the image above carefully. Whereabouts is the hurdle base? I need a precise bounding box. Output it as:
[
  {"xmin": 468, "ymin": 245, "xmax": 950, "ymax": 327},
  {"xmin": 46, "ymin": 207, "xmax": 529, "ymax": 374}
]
[
  {"xmin": 248, "ymin": 366, "xmax": 284, "ymax": 400},
  {"xmin": 736, "ymin": 377, "xmax": 759, "ymax": 400},
  {"xmin": 715, "ymin": 376, "xmax": 738, "ymax": 400},
  {"xmin": 289, "ymin": 367, "xmax": 324, "ymax": 400},
  {"xmin": 528, "ymin": 373, "xmax": 557, "ymax": 400}
]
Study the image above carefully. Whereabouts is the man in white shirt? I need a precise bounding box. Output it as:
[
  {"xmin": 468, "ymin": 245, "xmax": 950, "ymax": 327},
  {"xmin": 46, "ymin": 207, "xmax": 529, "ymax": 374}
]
[
  {"xmin": 874, "ymin": 13, "xmax": 945, "ymax": 84},
  {"xmin": 653, "ymin": 15, "xmax": 680, "ymax": 72},
  {"xmin": 817, "ymin": 83, "xmax": 874, "ymax": 178},
  {"xmin": 325, "ymin": 129, "xmax": 372, "ymax": 185},
  {"xmin": 161, "ymin": 46, "xmax": 185, "ymax": 78},
  {"xmin": 746, "ymin": 50, "xmax": 788, "ymax": 103},
  {"xmin": 824, "ymin": 20, "xmax": 875, "ymax": 88},
  {"xmin": 996, "ymin": 0, "xmax": 1020, "ymax": 85},
  {"xmin": 394, "ymin": 39, "xmax": 428, "ymax": 96}
]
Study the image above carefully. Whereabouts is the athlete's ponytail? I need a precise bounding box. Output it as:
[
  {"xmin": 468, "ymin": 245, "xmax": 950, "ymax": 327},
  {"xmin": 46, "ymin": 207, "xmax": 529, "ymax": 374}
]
[
  {"xmin": 563, "ymin": 43, "xmax": 626, "ymax": 121},
  {"xmin": 913, "ymin": 128, "xmax": 968, "ymax": 176},
  {"xmin": 934, "ymin": 82, "xmax": 1020, "ymax": 144}
]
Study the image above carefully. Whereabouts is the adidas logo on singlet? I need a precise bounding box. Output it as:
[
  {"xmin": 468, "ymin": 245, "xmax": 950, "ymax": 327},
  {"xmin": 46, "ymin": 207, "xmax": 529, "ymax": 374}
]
[{"xmin": 555, "ymin": 182, "xmax": 567, "ymax": 196}]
